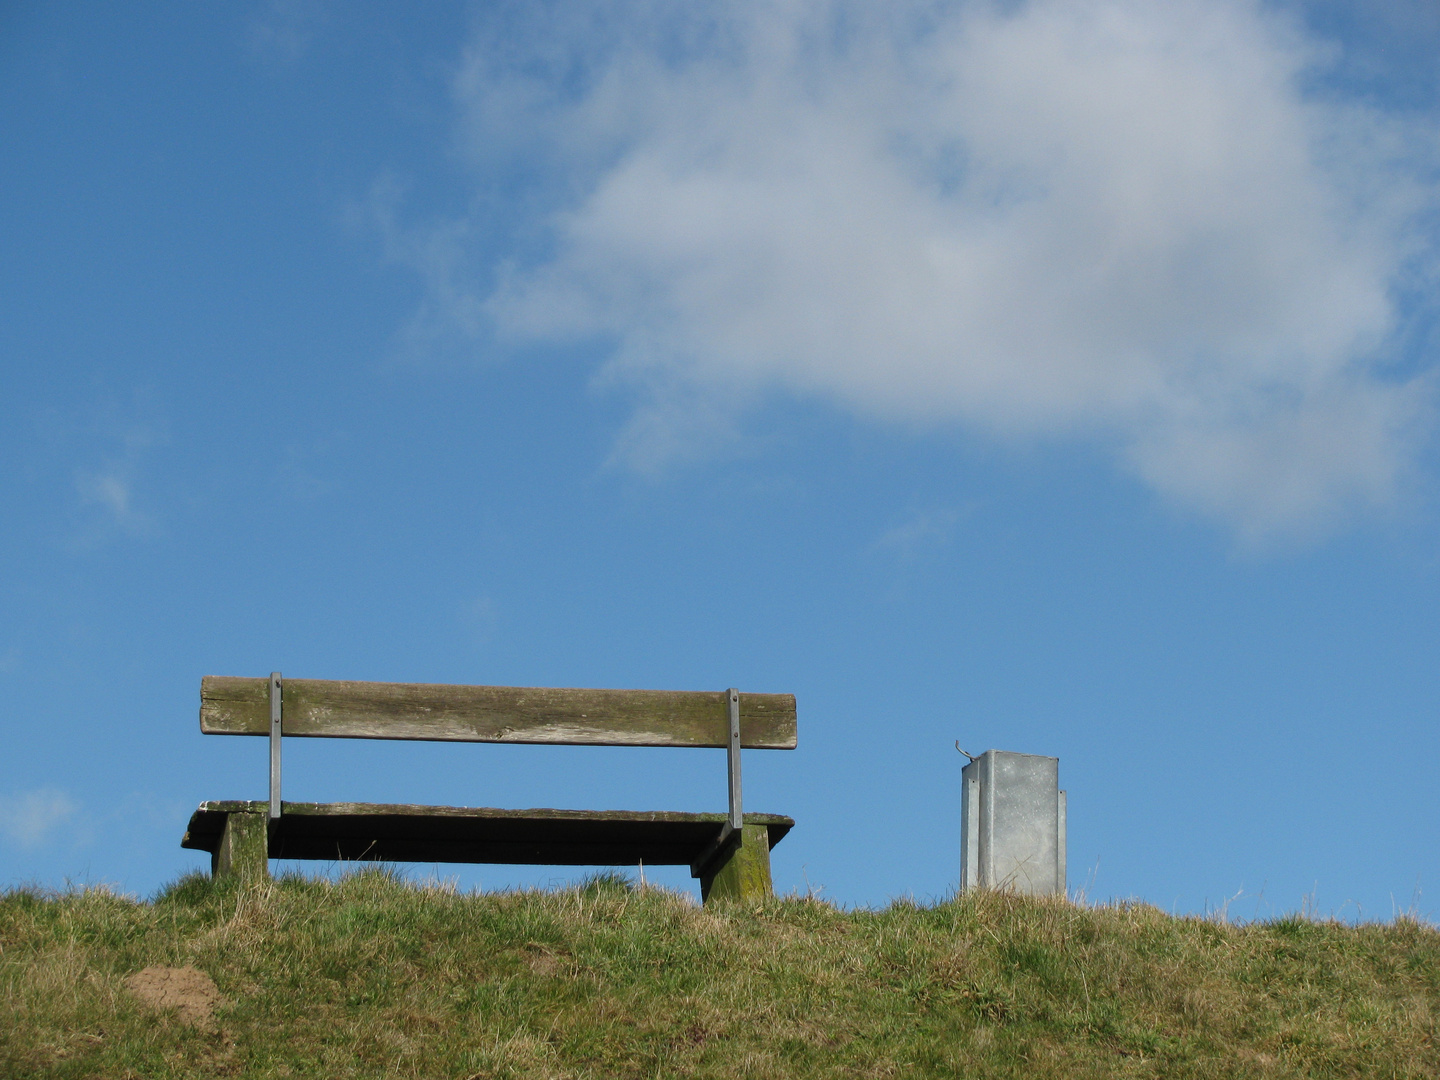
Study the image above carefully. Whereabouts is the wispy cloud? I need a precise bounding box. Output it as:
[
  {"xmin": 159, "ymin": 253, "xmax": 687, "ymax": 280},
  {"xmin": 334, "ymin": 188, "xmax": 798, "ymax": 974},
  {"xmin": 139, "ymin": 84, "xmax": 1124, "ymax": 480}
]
[
  {"xmin": 76, "ymin": 470, "xmax": 138, "ymax": 523},
  {"xmin": 872, "ymin": 508, "xmax": 963, "ymax": 562},
  {"xmin": 403, "ymin": 0, "xmax": 1439, "ymax": 542},
  {"xmin": 69, "ymin": 413, "xmax": 162, "ymax": 541},
  {"xmin": 245, "ymin": 0, "xmax": 331, "ymax": 65},
  {"xmin": 0, "ymin": 789, "xmax": 80, "ymax": 850},
  {"xmin": 460, "ymin": 595, "xmax": 500, "ymax": 646}
]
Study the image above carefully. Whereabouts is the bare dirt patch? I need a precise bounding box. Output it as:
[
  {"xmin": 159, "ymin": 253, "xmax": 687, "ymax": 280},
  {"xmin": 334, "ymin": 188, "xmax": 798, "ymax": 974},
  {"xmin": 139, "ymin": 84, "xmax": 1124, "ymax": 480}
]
[{"xmin": 124, "ymin": 965, "xmax": 221, "ymax": 1027}]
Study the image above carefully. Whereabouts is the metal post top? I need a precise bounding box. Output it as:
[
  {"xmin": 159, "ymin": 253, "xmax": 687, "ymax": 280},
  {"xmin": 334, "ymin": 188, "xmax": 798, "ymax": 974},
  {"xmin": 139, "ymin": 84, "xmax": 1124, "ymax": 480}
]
[{"xmin": 970, "ymin": 748, "xmax": 1059, "ymax": 764}]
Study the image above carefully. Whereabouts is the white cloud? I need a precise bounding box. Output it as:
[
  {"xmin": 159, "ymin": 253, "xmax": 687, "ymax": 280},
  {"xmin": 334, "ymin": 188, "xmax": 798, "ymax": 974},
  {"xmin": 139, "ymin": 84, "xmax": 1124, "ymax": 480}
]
[
  {"xmin": 0, "ymin": 789, "xmax": 80, "ymax": 850},
  {"xmin": 422, "ymin": 0, "xmax": 1438, "ymax": 540}
]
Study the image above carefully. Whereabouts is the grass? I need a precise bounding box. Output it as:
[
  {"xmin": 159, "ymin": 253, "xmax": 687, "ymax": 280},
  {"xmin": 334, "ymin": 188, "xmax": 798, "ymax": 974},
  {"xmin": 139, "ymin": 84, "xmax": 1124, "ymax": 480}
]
[{"xmin": 2, "ymin": 870, "xmax": 1437, "ymax": 1078}]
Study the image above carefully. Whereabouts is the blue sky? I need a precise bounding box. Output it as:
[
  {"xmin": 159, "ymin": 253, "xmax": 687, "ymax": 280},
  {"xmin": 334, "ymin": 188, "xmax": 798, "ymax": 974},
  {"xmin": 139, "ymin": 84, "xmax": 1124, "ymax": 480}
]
[{"xmin": 2, "ymin": 0, "xmax": 1438, "ymax": 915}]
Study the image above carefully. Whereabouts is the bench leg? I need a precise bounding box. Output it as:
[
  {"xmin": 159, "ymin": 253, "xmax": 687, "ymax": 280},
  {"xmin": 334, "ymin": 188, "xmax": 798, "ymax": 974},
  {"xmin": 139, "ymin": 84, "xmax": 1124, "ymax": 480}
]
[
  {"xmin": 700, "ymin": 823, "xmax": 772, "ymax": 905},
  {"xmin": 211, "ymin": 810, "xmax": 270, "ymax": 882}
]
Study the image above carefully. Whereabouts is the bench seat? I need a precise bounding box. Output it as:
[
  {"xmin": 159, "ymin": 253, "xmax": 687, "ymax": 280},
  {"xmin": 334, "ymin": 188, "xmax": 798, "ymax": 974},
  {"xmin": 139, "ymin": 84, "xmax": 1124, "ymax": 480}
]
[{"xmin": 183, "ymin": 800, "xmax": 793, "ymax": 868}]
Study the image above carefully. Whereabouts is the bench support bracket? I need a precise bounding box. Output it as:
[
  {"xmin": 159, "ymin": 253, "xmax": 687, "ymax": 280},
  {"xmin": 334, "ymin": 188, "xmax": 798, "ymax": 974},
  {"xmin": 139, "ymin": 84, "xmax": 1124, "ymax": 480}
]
[
  {"xmin": 726, "ymin": 687, "xmax": 742, "ymax": 830},
  {"xmin": 269, "ymin": 672, "xmax": 282, "ymax": 821},
  {"xmin": 691, "ymin": 689, "xmax": 773, "ymax": 903}
]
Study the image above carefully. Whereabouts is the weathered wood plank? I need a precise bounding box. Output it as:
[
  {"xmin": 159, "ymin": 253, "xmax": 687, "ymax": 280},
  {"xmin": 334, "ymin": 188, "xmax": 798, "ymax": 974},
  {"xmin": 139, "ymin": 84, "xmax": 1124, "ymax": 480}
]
[
  {"xmin": 200, "ymin": 677, "xmax": 797, "ymax": 749},
  {"xmin": 184, "ymin": 801, "xmax": 797, "ymax": 827},
  {"xmin": 180, "ymin": 801, "xmax": 794, "ymax": 870}
]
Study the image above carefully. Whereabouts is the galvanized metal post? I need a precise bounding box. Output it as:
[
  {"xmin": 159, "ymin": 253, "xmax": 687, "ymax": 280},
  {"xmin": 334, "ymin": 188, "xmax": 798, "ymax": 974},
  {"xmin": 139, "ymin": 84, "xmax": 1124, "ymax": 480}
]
[
  {"xmin": 269, "ymin": 672, "xmax": 282, "ymax": 821},
  {"xmin": 726, "ymin": 688, "xmax": 743, "ymax": 831},
  {"xmin": 959, "ymin": 749, "xmax": 1065, "ymax": 897},
  {"xmin": 1057, "ymin": 789, "xmax": 1067, "ymax": 889},
  {"xmin": 961, "ymin": 772, "xmax": 981, "ymax": 891}
]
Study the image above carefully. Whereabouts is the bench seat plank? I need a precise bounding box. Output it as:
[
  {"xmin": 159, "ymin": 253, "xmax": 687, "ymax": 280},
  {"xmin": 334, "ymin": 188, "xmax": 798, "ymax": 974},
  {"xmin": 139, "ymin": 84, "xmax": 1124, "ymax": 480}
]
[
  {"xmin": 201, "ymin": 678, "xmax": 797, "ymax": 749},
  {"xmin": 181, "ymin": 801, "xmax": 793, "ymax": 868}
]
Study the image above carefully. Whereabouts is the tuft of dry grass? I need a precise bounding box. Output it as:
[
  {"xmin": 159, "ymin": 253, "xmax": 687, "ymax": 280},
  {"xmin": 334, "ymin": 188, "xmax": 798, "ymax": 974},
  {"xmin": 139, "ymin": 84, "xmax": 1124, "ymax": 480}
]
[{"xmin": 1, "ymin": 870, "xmax": 1437, "ymax": 1078}]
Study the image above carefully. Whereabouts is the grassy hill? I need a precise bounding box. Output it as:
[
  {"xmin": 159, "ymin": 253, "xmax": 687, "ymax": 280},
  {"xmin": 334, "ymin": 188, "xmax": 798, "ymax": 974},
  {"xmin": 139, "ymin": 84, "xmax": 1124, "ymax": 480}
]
[{"xmin": 3, "ymin": 870, "xmax": 1437, "ymax": 1078}]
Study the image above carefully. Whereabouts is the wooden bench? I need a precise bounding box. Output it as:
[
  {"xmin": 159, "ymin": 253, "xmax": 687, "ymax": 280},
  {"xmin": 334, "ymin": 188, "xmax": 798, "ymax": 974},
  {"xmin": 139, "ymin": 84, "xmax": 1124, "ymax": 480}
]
[{"xmin": 181, "ymin": 675, "xmax": 797, "ymax": 903}]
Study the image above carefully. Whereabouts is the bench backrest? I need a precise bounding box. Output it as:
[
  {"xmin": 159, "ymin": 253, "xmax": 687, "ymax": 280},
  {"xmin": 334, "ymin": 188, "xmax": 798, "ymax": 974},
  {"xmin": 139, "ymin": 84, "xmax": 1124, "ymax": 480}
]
[{"xmin": 200, "ymin": 676, "xmax": 798, "ymax": 750}]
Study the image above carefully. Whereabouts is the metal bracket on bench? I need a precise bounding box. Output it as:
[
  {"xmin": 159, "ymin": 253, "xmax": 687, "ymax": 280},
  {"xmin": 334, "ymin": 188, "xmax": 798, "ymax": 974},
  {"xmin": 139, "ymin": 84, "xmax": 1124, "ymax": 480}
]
[
  {"xmin": 690, "ymin": 687, "xmax": 744, "ymax": 878},
  {"xmin": 727, "ymin": 687, "xmax": 742, "ymax": 830},
  {"xmin": 269, "ymin": 672, "xmax": 282, "ymax": 820}
]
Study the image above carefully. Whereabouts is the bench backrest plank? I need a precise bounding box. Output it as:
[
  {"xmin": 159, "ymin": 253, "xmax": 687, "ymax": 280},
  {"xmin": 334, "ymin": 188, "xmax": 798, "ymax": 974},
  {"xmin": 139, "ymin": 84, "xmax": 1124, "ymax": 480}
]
[{"xmin": 200, "ymin": 676, "xmax": 798, "ymax": 750}]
